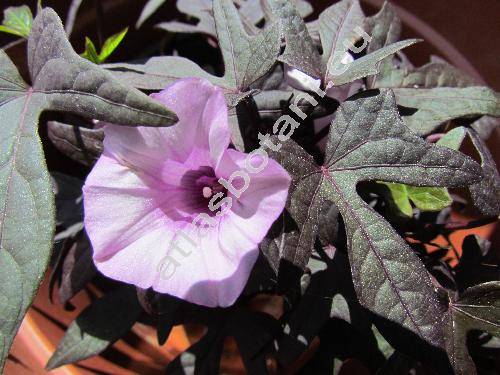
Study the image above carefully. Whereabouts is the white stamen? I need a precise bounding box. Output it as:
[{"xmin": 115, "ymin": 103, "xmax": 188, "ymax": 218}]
[{"xmin": 202, "ymin": 186, "xmax": 213, "ymax": 199}]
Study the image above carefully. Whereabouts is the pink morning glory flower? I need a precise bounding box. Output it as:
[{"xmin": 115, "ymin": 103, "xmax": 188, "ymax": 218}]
[{"xmin": 83, "ymin": 78, "xmax": 291, "ymax": 307}]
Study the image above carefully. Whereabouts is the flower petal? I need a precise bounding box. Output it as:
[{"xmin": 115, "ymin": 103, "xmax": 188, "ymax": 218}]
[
  {"xmin": 151, "ymin": 223, "xmax": 260, "ymax": 307},
  {"xmin": 103, "ymin": 77, "xmax": 230, "ymax": 177},
  {"xmin": 83, "ymin": 153, "xmax": 191, "ymax": 262},
  {"xmin": 216, "ymin": 148, "xmax": 291, "ymax": 248}
]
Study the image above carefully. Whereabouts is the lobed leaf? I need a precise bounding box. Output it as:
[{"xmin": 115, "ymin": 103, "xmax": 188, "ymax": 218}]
[
  {"xmin": 110, "ymin": 0, "xmax": 281, "ymax": 95},
  {"xmin": 0, "ymin": 8, "xmax": 178, "ymax": 369},
  {"xmin": 262, "ymin": 89, "xmax": 481, "ymax": 349},
  {"xmin": 214, "ymin": 0, "xmax": 280, "ymax": 91},
  {"xmin": 365, "ymin": 3, "xmax": 477, "ymax": 91},
  {"xmin": 154, "ymin": 0, "xmax": 313, "ymax": 37},
  {"xmin": 28, "ymin": 9, "xmax": 178, "ymax": 126},
  {"xmin": 317, "ymin": 0, "xmax": 416, "ymax": 86},
  {"xmin": 156, "ymin": 0, "xmax": 216, "ymax": 36}
]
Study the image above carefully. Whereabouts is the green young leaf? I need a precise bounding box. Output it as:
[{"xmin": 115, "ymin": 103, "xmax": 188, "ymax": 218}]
[
  {"xmin": 0, "ymin": 5, "xmax": 33, "ymax": 38},
  {"xmin": 381, "ymin": 183, "xmax": 413, "ymax": 217},
  {"xmin": 98, "ymin": 27, "xmax": 128, "ymax": 63},
  {"xmin": 81, "ymin": 28, "xmax": 128, "ymax": 64},
  {"xmin": 262, "ymin": 89, "xmax": 481, "ymax": 349},
  {"xmin": 108, "ymin": 0, "xmax": 280, "ymax": 95},
  {"xmin": 444, "ymin": 282, "xmax": 500, "ymax": 375},
  {"xmin": 436, "ymin": 126, "xmax": 467, "ymax": 150},
  {"xmin": 393, "ymin": 86, "xmax": 500, "ymax": 135},
  {"xmin": 0, "ymin": 8, "xmax": 177, "ymax": 370},
  {"xmin": 80, "ymin": 36, "xmax": 100, "ymax": 63},
  {"xmin": 46, "ymin": 287, "xmax": 142, "ymax": 369},
  {"xmin": 406, "ymin": 186, "xmax": 452, "ymax": 211},
  {"xmin": 382, "ymin": 182, "xmax": 453, "ymax": 217}
]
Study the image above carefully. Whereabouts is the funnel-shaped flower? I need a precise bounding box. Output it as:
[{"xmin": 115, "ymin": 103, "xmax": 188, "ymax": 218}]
[{"xmin": 83, "ymin": 78, "xmax": 291, "ymax": 307}]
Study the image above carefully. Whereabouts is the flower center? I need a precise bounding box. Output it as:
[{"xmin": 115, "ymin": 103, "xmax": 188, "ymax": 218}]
[{"xmin": 180, "ymin": 166, "xmax": 228, "ymax": 217}]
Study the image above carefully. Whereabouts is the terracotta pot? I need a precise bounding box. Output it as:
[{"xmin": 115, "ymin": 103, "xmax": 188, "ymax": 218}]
[{"xmin": 4, "ymin": 1, "xmax": 498, "ymax": 374}]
